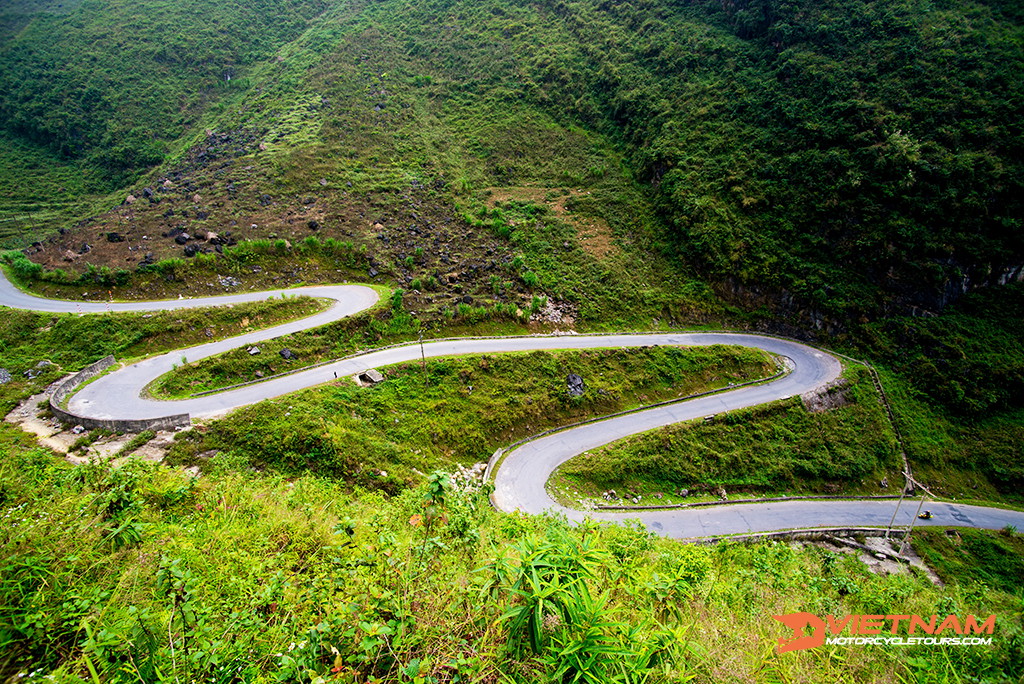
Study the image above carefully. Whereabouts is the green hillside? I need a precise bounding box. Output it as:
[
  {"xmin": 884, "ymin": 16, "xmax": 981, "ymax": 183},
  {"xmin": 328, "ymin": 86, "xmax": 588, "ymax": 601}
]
[
  {"xmin": 3, "ymin": 0, "xmax": 1022, "ymax": 318},
  {"xmin": 1, "ymin": 0, "xmax": 1024, "ymax": 680}
]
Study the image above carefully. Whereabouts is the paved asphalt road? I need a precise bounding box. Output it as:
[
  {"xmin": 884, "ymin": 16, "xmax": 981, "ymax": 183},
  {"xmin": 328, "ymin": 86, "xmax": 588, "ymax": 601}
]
[{"xmin": 4, "ymin": 269, "xmax": 1024, "ymax": 538}]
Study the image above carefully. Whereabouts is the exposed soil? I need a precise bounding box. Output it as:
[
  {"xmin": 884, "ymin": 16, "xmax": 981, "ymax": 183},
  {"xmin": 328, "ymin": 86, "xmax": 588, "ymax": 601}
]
[
  {"xmin": 4, "ymin": 389, "xmax": 79, "ymax": 453},
  {"xmin": 5, "ymin": 385, "xmax": 176, "ymax": 465},
  {"xmin": 810, "ymin": 535, "xmax": 944, "ymax": 585},
  {"xmin": 483, "ymin": 186, "xmax": 619, "ymax": 260}
]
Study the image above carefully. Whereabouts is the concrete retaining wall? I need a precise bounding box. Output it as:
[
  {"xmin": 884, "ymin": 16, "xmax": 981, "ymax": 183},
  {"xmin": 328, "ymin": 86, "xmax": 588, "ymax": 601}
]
[
  {"xmin": 50, "ymin": 356, "xmax": 191, "ymax": 432},
  {"xmin": 684, "ymin": 527, "xmax": 910, "ymax": 545}
]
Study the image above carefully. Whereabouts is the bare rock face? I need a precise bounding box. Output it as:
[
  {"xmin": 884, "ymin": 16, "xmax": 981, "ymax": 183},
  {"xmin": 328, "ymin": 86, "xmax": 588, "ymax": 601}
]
[{"xmin": 801, "ymin": 378, "xmax": 852, "ymax": 413}]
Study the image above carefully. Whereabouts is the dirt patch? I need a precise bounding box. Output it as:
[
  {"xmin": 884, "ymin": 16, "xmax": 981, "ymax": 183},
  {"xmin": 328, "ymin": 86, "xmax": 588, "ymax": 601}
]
[
  {"xmin": 5, "ymin": 384, "xmax": 177, "ymax": 465},
  {"xmin": 4, "ymin": 389, "xmax": 78, "ymax": 453},
  {"xmin": 801, "ymin": 377, "xmax": 852, "ymax": 413},
  {"xmin": 483, "ymin": 187, "xmax": 618, "ymax": 260},
  {"xmin": 530, "ymin": 297, "xmax": 577, "ymax": 328},
  {"xmin": 809, "ymin": 535, "xmax": 944, "ymax": 585},
  {"xmin": 131, "ymin": 432, "xmax": 175, "ymax": 462}
]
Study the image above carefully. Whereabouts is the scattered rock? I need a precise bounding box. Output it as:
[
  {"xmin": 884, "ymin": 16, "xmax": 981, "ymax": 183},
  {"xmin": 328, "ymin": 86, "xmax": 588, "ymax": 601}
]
[
  {"xmin": 106, "ymin": 232, "xmax": 125, "ymax": 243},
  {"xmin": 63, "ymin": 250, "xmax": 79, "ymax": 262},
  {"xmin": 566, "ymin": 373, "xmax": 586, "ymax": 397},
  {"xmin": 717, "ymin": 487, "xmax": 728, "ymax": 501},
  {"xmin": 0, "ymin": 368, "xmax": 11, "ymax": 384},
  {"xmin": 279, "ymin": 348, "xmax": 297, "ymax": 360},
  {"xmin": 72, "ymin": 425, "xmax": 86, "ymax": 434},
  {"xmin": 183, "ymin": 244, "xmax": 200, "ymax": 257},
  {"xmin": 125, "ymin": 194, "xmax": 136, "ymax": 204},
  {"xmin": 218, "ymin": 275, "xmax": 241, "ymax": 288},
  {"xmin": 248, "ymin": 346, "xmax": 261, "ymax": 355},
  {"xmin": 78, "ymin": 243, "xmax": 91, "ymax": 254},
  {"xmin": 254, "ymin": 370, "xmax": 264, "ymax": 378},
  {"xmin": 175, "ymin": 234, "xmax": 190, "ymax": 245},
  {"xmin": 307, "ymin": 219, "xmax": 320, "ymax": 230},
  {"xmin": 357, "ymin": 369, "xmax": 384, "ymax": 385},
  {"xmin": 259, "ymin": 194, "xmax": 272, "ymax": 206}
]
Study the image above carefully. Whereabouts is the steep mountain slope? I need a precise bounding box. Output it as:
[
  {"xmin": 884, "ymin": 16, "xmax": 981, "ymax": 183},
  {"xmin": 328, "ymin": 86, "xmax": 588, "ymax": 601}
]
[{"xmin": 3, "ymin": 0, "xmax": 1022, "ymax": 322}]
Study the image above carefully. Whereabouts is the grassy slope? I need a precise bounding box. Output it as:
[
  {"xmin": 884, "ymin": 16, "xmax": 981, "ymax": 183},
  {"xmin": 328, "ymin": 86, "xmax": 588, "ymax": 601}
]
[
  {"xmin": 0, "ymin": 296, "xmax": 327, "ymax": 377},
  {"xmin": 1, "ymin": 435, "xmax": 1021, "ymax": 682},
  {"xmin": 855, "ymin": 282, "xmax": 1024, "ymax": 503},
  {"xmin": 165, "ymin": 345, "xmax": 774, "ymax": 486},
  {"xmin": 552, "ymin": 281, "xmax": 1024, "ymax": 506},
  {"xmin": 0, "ymin": 0, "xmax": 1022, "ymax": 679},
  {"xmin": 552, "ymin": 365, "xmax": 902, "ymax": 504}
]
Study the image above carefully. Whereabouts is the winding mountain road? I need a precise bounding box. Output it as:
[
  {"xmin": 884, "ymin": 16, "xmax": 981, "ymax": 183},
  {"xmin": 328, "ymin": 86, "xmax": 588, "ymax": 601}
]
[{"xmin": 3, "ymin": 270, "xmax": 1023, "ymax": 538}]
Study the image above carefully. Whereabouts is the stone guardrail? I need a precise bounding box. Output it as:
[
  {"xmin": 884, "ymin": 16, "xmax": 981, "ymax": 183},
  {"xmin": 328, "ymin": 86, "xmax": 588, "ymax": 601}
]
[{"xmin": 50, "ymin": 356, "xmax": 191, "ymax": 432}]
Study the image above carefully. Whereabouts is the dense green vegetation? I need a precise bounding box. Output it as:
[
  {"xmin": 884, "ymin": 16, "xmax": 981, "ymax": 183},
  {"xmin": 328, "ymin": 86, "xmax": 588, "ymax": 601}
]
[
  {"xmin": 853, "ymin": 282, "xmax": 1024, "ymax": 500},
  {"xmin": 5, "ymin": 0, "xmax": 1021, "ymax": 314},
  {"xmin": 553, "ymin": 366, "xmax": 902, "ymax": 503},
  {"xmin": 862, "ymin": 283, "xmax": 1024, "ymax": 419},
  {"xmin": 913, "ymin": 528, "xmax": 1024, "ymax": 595},
  {"xmin": 166, "ymin": 346, "xmax": 773, "ymax": 485},
  {"xmin": 2, "ymin": 431, "xmax": 1022, "ymax": 682},
  {"xmin": 0, "ymin": 0, "xmax": 330, "ymax": 176}
]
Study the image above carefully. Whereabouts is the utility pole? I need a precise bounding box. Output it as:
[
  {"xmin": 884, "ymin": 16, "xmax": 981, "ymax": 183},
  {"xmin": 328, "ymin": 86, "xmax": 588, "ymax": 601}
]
[
  {"xmin": 896, "ymin": 474, "xmax": 937, "ymax": 557},
  {"xmin": 884, "ymin": 469, "xmax": 911, "ymax": 540},
  {"xmin": 419, "ymin": 333, "xmax": 427, "ymax": 387}
]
